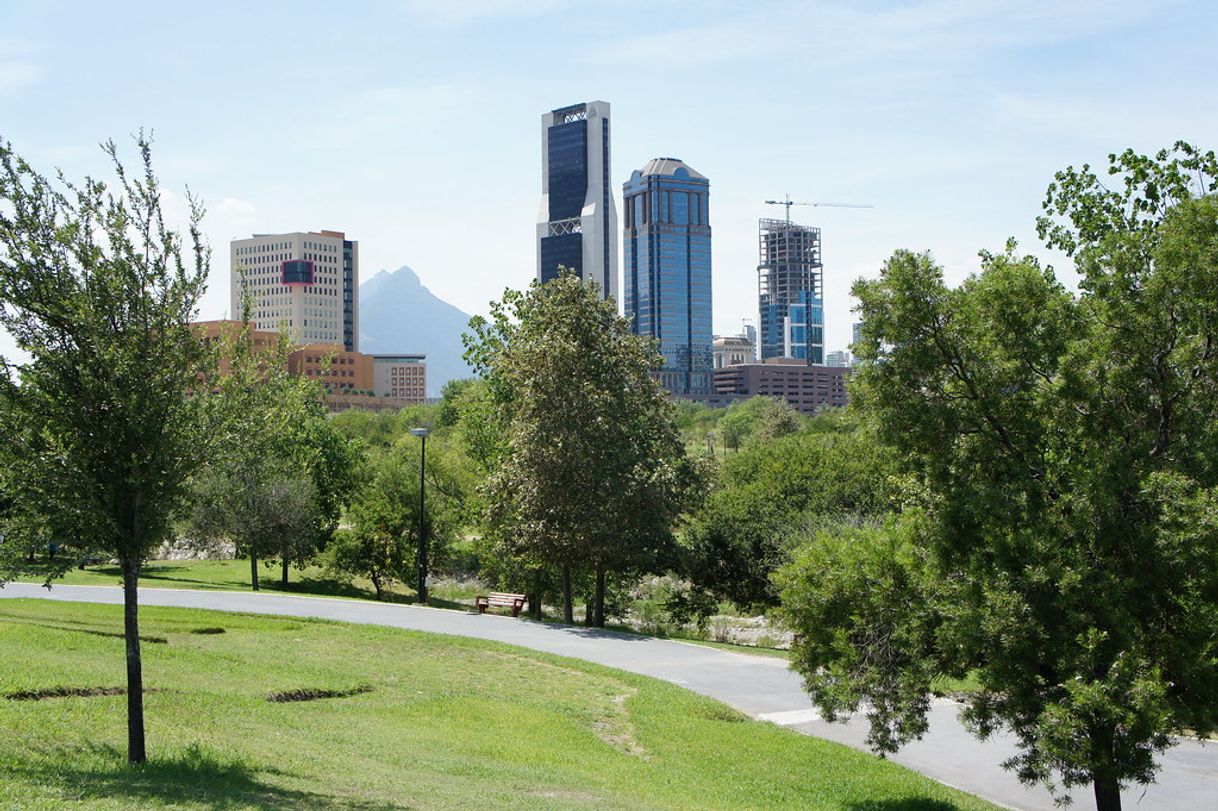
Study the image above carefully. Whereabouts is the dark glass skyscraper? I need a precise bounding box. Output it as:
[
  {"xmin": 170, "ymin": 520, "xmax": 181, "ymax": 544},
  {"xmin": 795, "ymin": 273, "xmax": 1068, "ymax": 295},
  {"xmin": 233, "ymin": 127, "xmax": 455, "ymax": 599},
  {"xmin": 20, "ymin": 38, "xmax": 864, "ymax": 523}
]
[
  {"xmin": 758, "ymin": 218, "xmax": 823, "ymax": 365},
  {"xmin": 536, "ymin": 101, "xmax": 617, "ymax": 301},
  {"xmin": 623, "ymin": 158, "xmax": 713, "ymax": 395}
]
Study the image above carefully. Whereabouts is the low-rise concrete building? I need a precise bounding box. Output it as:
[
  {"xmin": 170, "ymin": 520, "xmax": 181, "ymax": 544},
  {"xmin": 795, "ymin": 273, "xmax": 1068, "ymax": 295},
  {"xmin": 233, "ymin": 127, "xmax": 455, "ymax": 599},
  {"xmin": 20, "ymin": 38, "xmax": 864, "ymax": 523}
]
[
  {"xmin": 713, "ymin": 358, "xmax": 850, "ymax": 413},
  {"xmin": 288, "ymin": 344, "xmax": 373, "ymax": 395},
  {"xmin": 372, "ymin": 355, "xmax": 426, "ymax": 402}
]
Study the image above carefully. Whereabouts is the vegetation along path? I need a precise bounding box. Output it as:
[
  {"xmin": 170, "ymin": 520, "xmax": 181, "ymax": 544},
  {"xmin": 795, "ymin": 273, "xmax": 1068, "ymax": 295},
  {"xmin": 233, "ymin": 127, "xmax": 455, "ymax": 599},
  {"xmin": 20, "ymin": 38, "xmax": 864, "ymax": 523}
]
[{"xmin": 6, "ymin": 584, "xmax": 1215, "ymax": 810}]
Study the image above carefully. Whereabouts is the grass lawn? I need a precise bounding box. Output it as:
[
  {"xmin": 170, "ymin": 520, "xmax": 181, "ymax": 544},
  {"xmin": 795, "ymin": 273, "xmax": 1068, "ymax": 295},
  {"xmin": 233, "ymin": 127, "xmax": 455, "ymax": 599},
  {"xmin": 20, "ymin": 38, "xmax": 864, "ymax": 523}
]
[
  {"xmin": 17, "ymin": 558, "xmax": 482, "ymax": 610},
  {"xmin": 0, "ymin": 599, "xmax": 997, "ymax": 810}
]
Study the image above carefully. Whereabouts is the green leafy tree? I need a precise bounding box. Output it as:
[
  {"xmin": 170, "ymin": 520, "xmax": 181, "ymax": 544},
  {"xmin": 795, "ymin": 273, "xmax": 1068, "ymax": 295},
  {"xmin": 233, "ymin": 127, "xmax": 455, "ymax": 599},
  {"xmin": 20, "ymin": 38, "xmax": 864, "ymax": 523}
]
[
  {"xmin": 435, "ymin": 377, "xmax": 476, "ymax": 429},
  {"xmin": 781, "ymin": 143, "xmax": 1218, "ymax": 810},
  {"xmin": 188, "ymin": 321, "xmax": 355, "ymax": 589},
  {"xmin": 777, "ymin": 517, "xmax": 944, "ymax": 753},
  {"xmin": 717, "ymin": 395, "xmax": 801, "ymax": 450},
  {"xmin": 0, "ymin": 135, "xmax": 216, "ymax": 764},
  {"xmin": 684, "ymin": 408, "xmax": 894, "ymax": 609},
  {"xmin": 467, "ymin": 273, "xmax": 701, "ymax": 626},
  {"xmin": 191, "ymin": 465, "xmax": 320, "ymax": 586},
  {"xmin": 324, "ymin": 439, "xmax": 463, "ymax": 600}
]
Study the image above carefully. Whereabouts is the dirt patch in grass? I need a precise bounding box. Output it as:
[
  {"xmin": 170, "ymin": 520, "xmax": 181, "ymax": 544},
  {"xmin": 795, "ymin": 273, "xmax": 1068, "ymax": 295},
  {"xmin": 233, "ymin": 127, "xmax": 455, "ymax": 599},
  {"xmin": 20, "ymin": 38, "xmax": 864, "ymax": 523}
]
[
  {"xmin": 592, "ymin": 690, "xmax": 648, "ymax": 758},
  {"xmin": 5, "ymin": 686, "xmax": 164, "ymax": 701},
  {"xmin": 189, "ymin": 627, "xmax": 226, "ymax": 635},
  {"xmin": 265, "ymin": 685, "xmax": 373, "ymax": 703}
]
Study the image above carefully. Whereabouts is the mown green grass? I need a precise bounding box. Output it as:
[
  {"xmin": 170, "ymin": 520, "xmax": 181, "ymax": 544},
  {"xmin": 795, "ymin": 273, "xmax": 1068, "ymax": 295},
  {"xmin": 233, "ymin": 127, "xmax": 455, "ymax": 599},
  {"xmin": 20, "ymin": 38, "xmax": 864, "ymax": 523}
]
[
  {"xmin": 18, "ymin": 558, "xmax": 482, "ymax": 609},
  {"xmin": 0, "ymin": 599, "xmax": 997, "ymax": 810}
]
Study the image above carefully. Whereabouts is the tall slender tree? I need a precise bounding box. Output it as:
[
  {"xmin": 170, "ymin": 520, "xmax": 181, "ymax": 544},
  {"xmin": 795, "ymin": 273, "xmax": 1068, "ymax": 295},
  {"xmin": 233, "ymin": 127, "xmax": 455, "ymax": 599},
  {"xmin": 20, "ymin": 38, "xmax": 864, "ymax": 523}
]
[{"xmin": 0, "ymin": 135, "xmax": 216, "ymax": 764}]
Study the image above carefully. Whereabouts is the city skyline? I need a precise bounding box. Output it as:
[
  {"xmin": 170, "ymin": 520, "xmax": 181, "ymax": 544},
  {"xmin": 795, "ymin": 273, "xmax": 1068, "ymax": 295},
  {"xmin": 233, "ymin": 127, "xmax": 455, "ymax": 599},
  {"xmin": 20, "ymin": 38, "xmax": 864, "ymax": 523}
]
[{"xmin": 2, "ymin": 1, "xmax": 1216, "ymax": 365}]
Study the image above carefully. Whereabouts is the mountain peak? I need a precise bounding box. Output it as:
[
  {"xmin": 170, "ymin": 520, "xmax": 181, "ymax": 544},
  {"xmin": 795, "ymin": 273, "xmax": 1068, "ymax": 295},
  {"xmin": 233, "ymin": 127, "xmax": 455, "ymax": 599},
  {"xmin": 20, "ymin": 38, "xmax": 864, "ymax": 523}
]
[{"xmin": 359, "ymin": 265, "xmax": 473, "ymax": 397}]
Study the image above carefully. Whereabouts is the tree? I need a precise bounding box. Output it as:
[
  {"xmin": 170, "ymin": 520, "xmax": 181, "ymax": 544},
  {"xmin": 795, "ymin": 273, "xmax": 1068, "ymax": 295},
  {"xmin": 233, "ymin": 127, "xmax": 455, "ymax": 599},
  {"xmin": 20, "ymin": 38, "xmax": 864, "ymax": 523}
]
[
  {"xmin": 0, "ymin": 135, "xmax": 215, "ymax": 764},
  {"xmin": 467, "ymin": 273, "xmax": 700, "ymax": 626},
  {"xmin": 190, "ymin": 463, "xmax": 321, "ymax": 588},
  {"xmin": 780, "ymin": 143, "xmax": 1218, "ymax": 810},
  {"xmin": 717, "ymin": 395, "xmax": 801, "ymax": 450},
  {"xmin": 323, "ymin": 439, "xmax": 462, "ymax": 600},
  {"xmin": 187, "ymin": 319, "xmax": 354, "ymax": 590},
  {"xmin": 684, "ymin": 408, "xmax": 894, "ymax": 610}
]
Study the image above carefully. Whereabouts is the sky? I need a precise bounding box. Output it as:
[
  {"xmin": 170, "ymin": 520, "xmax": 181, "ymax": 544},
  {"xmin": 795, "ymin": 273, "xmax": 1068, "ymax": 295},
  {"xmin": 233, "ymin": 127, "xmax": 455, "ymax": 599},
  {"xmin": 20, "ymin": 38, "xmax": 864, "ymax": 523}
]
[{"xmin": 2, "ymin": 0, "xmax": 1216, "ymax": 361}]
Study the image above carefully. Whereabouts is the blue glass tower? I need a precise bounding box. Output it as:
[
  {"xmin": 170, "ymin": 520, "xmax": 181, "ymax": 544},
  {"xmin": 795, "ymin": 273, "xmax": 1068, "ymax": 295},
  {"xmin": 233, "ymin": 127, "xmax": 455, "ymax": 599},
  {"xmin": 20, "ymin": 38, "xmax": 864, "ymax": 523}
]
[
  {"xmin": 758, "ymin": 218, "xmax": 823, "ymax": 364},
  {"xmin": 623, "ymin": 158, "xmax": 713, "ymax": 395},
  {"xmin": 536, "ymin": 101, "xmax": 618, "ymax": 301}
]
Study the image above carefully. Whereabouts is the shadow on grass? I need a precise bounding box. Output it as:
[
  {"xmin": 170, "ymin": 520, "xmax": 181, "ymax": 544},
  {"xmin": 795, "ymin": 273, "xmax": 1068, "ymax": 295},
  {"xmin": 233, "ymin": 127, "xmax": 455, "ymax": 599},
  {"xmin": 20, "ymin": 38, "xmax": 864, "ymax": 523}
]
[
  {"xmin": 845, "ymin": 801, "xmax": 970, "ymax": 811},
  {"xmin": 15, "ymin": 742, "xmax": 402, "ymax": 811},
  {"xmin": 0, "ymin": 613, "xmax": 168, "ymax": 644}
]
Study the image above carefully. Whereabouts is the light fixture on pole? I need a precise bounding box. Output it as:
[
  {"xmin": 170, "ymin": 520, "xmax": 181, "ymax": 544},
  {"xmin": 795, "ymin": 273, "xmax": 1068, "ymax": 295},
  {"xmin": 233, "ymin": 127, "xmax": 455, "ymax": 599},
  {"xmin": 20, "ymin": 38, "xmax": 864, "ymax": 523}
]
[{"xmin": 410, "ymin": 427, "xmax": 430, "ymax": 604}]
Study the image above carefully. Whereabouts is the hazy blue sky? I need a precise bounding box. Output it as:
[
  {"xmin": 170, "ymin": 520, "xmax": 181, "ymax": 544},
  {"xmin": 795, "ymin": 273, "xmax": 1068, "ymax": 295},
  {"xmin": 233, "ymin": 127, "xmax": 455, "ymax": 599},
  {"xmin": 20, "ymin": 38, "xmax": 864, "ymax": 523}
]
[{"xmin": 2, "ymin": 0, "xmax": 1215, "ymax": 359}]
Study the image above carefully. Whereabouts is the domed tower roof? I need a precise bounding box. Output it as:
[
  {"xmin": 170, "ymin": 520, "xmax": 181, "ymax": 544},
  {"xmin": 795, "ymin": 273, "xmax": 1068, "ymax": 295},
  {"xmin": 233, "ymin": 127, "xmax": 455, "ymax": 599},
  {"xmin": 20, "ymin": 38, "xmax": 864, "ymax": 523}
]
[{"xmin": 639, "ymin": 157, "xmax": 707, "ymax": 181}]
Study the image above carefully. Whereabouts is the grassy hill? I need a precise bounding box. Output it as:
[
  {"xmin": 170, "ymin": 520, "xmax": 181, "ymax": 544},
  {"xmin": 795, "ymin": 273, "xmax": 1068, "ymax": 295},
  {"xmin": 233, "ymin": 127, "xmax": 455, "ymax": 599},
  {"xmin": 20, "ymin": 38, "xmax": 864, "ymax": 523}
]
[{"xmin": 0, "ymin": 599, "xmax": 997, "ymax": 810}]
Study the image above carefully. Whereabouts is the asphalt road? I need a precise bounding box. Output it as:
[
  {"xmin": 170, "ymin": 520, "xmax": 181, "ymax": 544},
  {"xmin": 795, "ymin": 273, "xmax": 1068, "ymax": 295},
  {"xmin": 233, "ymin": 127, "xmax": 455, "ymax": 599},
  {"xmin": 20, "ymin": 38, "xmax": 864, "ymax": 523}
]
[{"xmin": 5, "ymin": 583, "xmax": 1214, "ymax": 810}]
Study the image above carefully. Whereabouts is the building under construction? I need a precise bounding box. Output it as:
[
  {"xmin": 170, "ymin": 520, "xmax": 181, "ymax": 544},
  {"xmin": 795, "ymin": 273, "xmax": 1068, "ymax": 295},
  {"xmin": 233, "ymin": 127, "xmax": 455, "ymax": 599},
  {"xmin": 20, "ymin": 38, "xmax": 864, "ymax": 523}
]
[{"xmin": 757, "ymin": 217, "xmax": 824, "ymax": 365}]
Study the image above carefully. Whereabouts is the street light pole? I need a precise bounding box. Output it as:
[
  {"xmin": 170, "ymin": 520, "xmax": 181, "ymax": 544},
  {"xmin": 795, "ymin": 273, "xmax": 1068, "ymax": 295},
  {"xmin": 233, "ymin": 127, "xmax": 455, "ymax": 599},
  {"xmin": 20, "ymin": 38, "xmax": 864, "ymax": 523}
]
[{"xmin": 410, "ymin": 427, "xmax": 430, "ymax": 604}]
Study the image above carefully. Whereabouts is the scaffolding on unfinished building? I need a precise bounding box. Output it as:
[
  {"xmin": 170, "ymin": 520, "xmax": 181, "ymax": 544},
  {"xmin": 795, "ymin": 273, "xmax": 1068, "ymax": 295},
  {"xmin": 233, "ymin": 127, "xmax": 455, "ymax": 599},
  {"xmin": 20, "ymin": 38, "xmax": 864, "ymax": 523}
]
[
  {"xmin": 757, "ymin": 217, "xmax": 822, "ymax": 360},
  {"xmin": 758, "ymin": 218, "xmax": 822, "ymax": 303}
]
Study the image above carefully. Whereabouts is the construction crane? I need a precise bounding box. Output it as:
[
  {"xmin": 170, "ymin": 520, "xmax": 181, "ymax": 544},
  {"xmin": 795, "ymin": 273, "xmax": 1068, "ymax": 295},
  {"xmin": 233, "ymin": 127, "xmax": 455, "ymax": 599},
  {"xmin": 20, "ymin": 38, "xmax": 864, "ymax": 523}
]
[{"xmin": 764, "ymin": 193, "xmax": 873, "ymax": 224}]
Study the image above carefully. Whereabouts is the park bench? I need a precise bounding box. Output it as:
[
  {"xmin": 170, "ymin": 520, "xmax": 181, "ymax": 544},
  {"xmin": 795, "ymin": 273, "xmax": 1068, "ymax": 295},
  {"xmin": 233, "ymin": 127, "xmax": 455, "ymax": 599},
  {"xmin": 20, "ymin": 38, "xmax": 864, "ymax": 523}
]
[{"xmin": 475, "ymin": 592, "xmax": 527, "ymax": 617}]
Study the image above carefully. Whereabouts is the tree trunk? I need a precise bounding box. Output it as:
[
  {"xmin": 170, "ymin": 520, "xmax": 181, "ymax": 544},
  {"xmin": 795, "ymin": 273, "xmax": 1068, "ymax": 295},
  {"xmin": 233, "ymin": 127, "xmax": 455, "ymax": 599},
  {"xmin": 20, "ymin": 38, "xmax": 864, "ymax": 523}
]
[
  {"xmin": 594, "ymin": 565, "xmax": 606, "ymax": 628},
  {"xmin": 249, "ymin": 546, "xmax": 259, "ymax": 591},
  {"xmin": 584, "ymin": 595, "xmax": 594, "ymax": 626},
  {"xmin": 561, "ymin": 565, "xmax": 574, "ymax": 624},
  {"xmin": 371, "ymin": 573, "xmax": 383, "ymax": 601},
  {"xmin": 526, "ymin": 591, "xmax": 542, "ymax": 620},
  {"xmin": 121, "ymin": 556, "xmax": 147, "ymax": 764},
  {"xmin": 281, "ymin": 553, "xmax": 289, "ymax": 587},
  {"xmin": 1093, "ymin": 777, "xmax": 1121, "ymax": 811}
]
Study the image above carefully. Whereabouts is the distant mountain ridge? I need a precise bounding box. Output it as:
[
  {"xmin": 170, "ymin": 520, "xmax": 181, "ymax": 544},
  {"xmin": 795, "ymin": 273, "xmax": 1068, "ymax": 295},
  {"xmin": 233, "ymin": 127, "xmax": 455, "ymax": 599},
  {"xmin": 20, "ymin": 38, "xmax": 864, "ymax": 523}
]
[{"xmin": 358, "ymin": 265, "xmax": 474, "ymax": 397}]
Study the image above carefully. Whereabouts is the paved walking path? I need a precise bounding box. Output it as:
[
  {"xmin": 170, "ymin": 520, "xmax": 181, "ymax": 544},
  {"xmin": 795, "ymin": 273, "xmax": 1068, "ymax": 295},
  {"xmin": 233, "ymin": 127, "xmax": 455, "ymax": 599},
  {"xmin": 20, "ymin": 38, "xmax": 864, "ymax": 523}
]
[{"xmin": 5, "ymin": 583, "xmax": 1213, "ymax": 810}]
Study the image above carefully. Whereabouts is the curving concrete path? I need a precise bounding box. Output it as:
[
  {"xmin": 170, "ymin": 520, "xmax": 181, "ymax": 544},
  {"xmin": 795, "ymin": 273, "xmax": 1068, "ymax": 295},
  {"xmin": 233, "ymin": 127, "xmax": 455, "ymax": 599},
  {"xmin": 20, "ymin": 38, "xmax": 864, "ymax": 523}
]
[{"xmin": 4, "ymin": 583, "xmax": 1213, "ymax": 810}]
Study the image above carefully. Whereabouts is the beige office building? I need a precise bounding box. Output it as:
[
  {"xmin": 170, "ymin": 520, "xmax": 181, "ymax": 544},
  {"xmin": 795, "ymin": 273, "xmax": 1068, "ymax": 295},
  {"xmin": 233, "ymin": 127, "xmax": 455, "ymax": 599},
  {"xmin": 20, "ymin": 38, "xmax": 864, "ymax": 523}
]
[
  {"xmin": 373, "ymin": 355, "xmax": 427, "ymax": 401},
  {"xmin": 231, "ymin": 230, "xmax": 359, "ymax": 352}
]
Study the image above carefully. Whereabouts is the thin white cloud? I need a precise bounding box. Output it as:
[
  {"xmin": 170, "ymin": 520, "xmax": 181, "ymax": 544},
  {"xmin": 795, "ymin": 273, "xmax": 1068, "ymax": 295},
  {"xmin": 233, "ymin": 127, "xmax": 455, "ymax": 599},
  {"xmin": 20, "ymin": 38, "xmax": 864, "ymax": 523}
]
[
  {"xmin": 213, "ymin": 196, "xmax": 257, "ymax": 223},
  {"xmin": 0, "ymin": 62, "xmax": 38, "ymax": 95},
  {"xmin": 358, "ymin": 82, "xmax": 462, "ymax": 110},
  {"xmin": 596, "ymin": 0, "xmax": 1163, "ymax": 71},
  {"xmin": 398, "ymin": 0, "xmax": 572, "ymax": 27},
  {"xmin": 991, "ymin": 92, "xmax": 1206, "ymax": 149},
  {"xmin": 0, "ymin": 36, "xmax": 41, "ymax": 96}
]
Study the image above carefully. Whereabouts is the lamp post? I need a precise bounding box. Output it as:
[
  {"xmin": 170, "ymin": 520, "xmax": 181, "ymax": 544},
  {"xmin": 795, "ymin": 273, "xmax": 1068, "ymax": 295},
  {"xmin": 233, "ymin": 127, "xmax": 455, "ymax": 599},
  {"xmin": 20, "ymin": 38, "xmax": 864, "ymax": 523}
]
[{"xmin": 410, "ymin": 427, "xmax": 430, "ymax": 604}]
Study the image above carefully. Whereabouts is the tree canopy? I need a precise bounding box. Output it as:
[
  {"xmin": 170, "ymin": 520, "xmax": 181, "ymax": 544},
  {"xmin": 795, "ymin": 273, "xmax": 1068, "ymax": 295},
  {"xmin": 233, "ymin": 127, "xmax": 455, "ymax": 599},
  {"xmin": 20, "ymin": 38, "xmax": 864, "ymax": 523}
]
[
  {"xmin": 683, "ymin": 408, "xmax": 895, "ymax": 610},
  {"xmin": 466, "ymin": 272, "xmax": 702, "ymax": 625},
  {"xmin": 780, "ymin": 142, "xmax": 1218, "ymax": 810}
]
